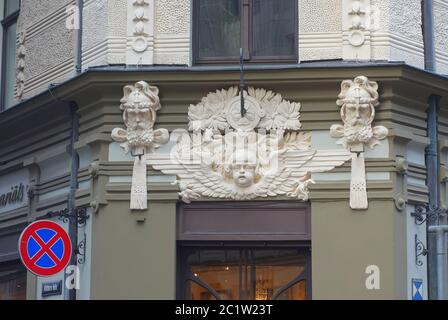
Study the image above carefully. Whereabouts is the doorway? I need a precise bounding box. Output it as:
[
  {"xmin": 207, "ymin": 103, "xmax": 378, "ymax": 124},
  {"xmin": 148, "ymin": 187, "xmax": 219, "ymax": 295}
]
[
  {"xmin": 178, "ymin": 243, "xmax": 311, "ymax": 300},
  {"xmin": 177, "ymin": 202, "xmax": 311, "ymax": 300}
]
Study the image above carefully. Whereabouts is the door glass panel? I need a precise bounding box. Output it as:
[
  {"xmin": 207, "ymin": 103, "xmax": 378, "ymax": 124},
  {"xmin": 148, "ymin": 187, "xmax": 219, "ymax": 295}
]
[
  {"xmin": 186, "ymin": 280, "xmax": 218, "ymax": 300},
  {"xmin": 252, "ymin": 0, "xmax": 296, "ymax": 58},
  {"xmin": 197, "ymin": 0, "xmax": 241, "ymax": 59},
  {"xmin": 274, "ymin": 280, "xmax": 306, "ymax": 300},
  {"xmin": 252, "ymin": 249, "xmax": 306, "ymax": 300},
  {"xmin": 184, "ymin": 248, "xmax": 308, "ymax": 300},
  {"xmin": 0, "ymin": 271, "xmax": 27, "ymax": 300},
  {"xmin": 188, "ymin": 249, "xmax": 242, "ymax": 300}
]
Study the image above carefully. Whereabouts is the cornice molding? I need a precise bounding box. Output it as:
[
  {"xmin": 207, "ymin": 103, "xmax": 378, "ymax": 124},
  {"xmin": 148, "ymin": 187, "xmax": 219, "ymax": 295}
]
[{"xmin": 3, "ymin": 63, "xmax": 448, "ymax": 125}]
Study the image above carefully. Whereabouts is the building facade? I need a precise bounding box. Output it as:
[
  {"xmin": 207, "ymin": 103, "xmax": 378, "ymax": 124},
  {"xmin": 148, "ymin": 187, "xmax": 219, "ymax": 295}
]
[{"xmin": 0, "ymin": 0, "xmax": 448, "ymax": 300}]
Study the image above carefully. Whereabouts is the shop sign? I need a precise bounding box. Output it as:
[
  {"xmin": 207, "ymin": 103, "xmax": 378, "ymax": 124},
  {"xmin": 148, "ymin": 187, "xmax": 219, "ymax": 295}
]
[{"xmin": 0, "ymin": 169, "xmax": 29, "ymax": 214}]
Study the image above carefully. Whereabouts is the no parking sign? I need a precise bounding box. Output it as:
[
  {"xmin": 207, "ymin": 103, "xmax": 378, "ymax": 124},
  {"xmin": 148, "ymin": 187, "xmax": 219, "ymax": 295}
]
[{"xmin": 19, "ymin": 220, "xmax": 72, "ymax": 277}]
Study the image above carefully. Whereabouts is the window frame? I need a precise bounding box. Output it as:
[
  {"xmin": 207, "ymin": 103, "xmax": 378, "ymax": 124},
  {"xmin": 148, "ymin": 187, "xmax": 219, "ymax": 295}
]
[
  {"xmin": 192, "ymin": 0, "xmax": 298, "ymax": 65},
  {"xmin": 0, "ymin": 0, "xmax": 20, "ymax": 111}
]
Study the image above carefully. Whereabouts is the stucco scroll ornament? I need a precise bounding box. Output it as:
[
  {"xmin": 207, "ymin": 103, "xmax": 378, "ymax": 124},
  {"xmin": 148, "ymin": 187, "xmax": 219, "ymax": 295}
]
[
  {"xmin": 111, "ymin": 81, "xmax": 169, "ymax": 210},
  {"xmin": 149, "ymin": 87, "xmax": 351, "ymax": 203},
  {"xmin": 330, "ymin": 76, "xmax": 388, "ymax": 210}
]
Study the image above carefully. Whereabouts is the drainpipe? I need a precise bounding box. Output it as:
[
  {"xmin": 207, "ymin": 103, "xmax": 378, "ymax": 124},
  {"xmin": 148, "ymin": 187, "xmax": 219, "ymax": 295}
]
[
  {"xmin": 425, "ymin": 94, "xmax": 442, "ymax": 299},
  {"xmin": 74, "ymin": 0, "xmax": 83, "ymax": 74},
  {"xmin": 422, "ymin": 0, "xmax": 436, "ymax": 72},
  {"xmin": 67, "ymin": 102, "xmax": 80, "ymax": 300},
  {"xmin": 422, "ymin": 0, "xmax": 447, "ymax": 300},
  {"xmin": 67, "ymin": 0, "xmax": 82, "ymax": 299},
  {"xmin": 428, "ymin": 225, "xmax": 448, "ymax": 299}
]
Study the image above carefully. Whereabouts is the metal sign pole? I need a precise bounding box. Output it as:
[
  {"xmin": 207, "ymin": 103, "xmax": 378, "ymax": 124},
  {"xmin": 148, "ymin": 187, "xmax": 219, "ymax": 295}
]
[{"xmin": 240, "ymin": 47, "xmax": 246, "ymax": 118}]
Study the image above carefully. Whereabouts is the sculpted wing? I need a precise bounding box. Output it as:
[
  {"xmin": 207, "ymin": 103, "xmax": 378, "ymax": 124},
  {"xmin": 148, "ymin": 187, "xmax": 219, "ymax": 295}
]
[
  {"xmin": 148, "ymin": 137, "xmax": 235, "ymax": 202},
  {"xmin": 258, "ymin": 148, "xmax": 351, "ymax": 200},
  {"xmin": 287, "ymin": 149, "xmax": 352, "ymax": 178},
  {"xmin": 148, "ymin": 130, "xmax": 352, "ymax": 202},
  {"xmin": 257, "ymin": 149, "xmax": 316, "ymax": 197}
]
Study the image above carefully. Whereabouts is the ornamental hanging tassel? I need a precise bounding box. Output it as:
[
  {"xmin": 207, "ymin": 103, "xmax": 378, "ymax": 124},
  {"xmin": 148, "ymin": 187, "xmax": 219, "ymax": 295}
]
[
  {"xmin": 330, "ymin": 76, "xmax": 388, "ymax": 210},
  {"xmin": 350, "ymin": 152, "xmax": 368, "ymax": 210},
  {"xmin": 130, "ymin": 154, "xmax": 148, "ymax": 210}
]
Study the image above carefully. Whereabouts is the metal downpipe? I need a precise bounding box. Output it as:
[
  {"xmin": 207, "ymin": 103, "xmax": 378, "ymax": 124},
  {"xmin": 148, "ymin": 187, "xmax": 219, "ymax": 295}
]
[
  {"xmin": 422, "ymin": 0, "xmax": 447, "ymax": 300},
  {"xmin": 74, "ymin": 0, "xmax": 83, "ymax": 74},
  {"xmin": 67, "ymin": 102, "xmax": 80, "ymax": 300},
  {"xmin": 422, "ymin": 0, "xmax": 436, "ymax": 72}
]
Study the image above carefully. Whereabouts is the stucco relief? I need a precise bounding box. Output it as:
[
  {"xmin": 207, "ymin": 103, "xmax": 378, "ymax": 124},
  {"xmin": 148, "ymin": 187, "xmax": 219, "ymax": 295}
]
[
  {"xmin": 153, "ymin": 0, "xmax": 190, "ymax": 65},
  {"xmin": 111, "ymin": 81, "xmax": 169, "ymax": 210},
  {"xmin": 342, "ymin": 0, "xmax": 372, "ymax": 60},
  {"xmin": 16, "ymin": 31, "xmax": 26, "ymax": 101},
  {"xmin": 126, "ymin": 0, "xmax": 154, "ymax": 64},
  {"xmin": 331, "ymin": 76, "xmax": 388, "ymax": 210},
  {"xmin": 149, "ymin": 87, "xmax": 351, "ymax": 203},
  {"xmin": 188, "ymin": 87, "xmax": 302, "ymax": 132}
]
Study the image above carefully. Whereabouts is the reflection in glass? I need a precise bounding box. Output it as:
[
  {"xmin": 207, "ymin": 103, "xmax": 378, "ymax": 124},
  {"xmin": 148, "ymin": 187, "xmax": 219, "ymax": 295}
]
[
  {"xmin": 0, "ymin": 271, "xmax": 26, "ymax": 300},
  {"xmin": 5, "ymin": 0, "xmax": 20, "ymax": 16},
  {"xmin": 252, "ymin": 0, "xmax": 296, "ymax": 57},
  {"xmin": 198, "ymin": 0, "xmax": 241, "ymax": 59},
  {"xmin": 186, "ymin": 280, "xmax": 218, "ymax": 300},
  {"xmin": 275, "ymin": 280, "xmax": 306, "ymax": 300},
  {"xmin": 185, "ymin": 248, "xmax": 307, "ymax": 300}
]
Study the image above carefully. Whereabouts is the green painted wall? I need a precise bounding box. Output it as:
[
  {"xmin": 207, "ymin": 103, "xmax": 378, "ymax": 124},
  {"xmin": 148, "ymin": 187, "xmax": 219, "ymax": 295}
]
[
  {"xmin": 90, "ymin": 201, "xmax": 177, "ymax": 299},
  {"xmin": 311, "ymin": 200, "xmax": 407, "ymax": 299}
]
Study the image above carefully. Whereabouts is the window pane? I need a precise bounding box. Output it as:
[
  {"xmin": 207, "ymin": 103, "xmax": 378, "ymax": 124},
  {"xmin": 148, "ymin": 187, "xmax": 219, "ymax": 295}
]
[
  {"xmin": 197, "ymin": 0, "xmax": 241, "ymax": 59},
  {"xmin": 5, "ymin": 0, "xmax": 20, "ymax": 16},
  {"xmin": 186, "ymin": 280, "xmax": 218, "ymax": 300},
  {"xmin": 188, "ymin": 249, "xmax": 243, "ymax": 300},
  {"xmin": 0, "ymin": 266, "xmax": 27, "ymax": 300},
  {"xmin": 252, "ymin": 249, "xmax": 306, "ymax": 300},
  {"xmin": 274, "ymin": 280, "xmax": 306, "ymax": 300},
  {"xmin": 252, "ymin": 0, "xmax": 296, "ymax": 58},
  {"xmin": 4, "ymin": 22, "xmax": 17, "ymax": 109},
  {"xmin": 0, "ymin": 275, "xmax": 26, "ymax": 300},
  {"xmin": 185, "ymin": 248, "xmax": 307, "ymax": 300}
]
